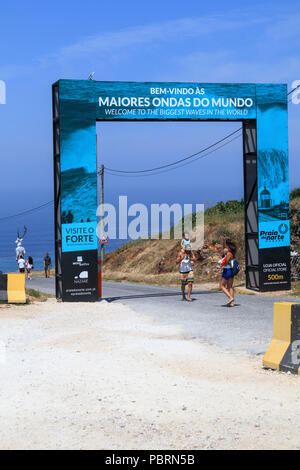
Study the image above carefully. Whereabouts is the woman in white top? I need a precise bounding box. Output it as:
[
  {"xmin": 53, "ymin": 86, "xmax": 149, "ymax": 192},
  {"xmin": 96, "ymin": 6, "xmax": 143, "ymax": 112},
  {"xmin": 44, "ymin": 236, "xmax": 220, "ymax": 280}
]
[
  {"xmin": 17, "ymin": 256, "xmax": 26, "ymax": 273},
  {"xmin": 26, "ymin": 256, "xmax": 34, "ymax": 280}
]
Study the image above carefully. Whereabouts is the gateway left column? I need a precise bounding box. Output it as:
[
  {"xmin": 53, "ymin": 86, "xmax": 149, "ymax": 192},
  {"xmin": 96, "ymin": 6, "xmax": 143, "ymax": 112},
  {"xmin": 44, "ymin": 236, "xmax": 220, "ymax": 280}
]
[
  {"xmin": 52, "ymin": 79, "xmax": 99, "ymax": 301},
  {"xmin": 52, "ymin": 82, "xmax": 62, "ymax": 299}
]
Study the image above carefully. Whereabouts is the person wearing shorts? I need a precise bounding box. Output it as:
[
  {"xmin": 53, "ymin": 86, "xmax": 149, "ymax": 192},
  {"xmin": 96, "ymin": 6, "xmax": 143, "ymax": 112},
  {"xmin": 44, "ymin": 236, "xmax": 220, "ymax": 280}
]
[
  {"xmin": 26, "ymin": 256, "xmax": 34, "ymax": 280},
  {"xmin": 219, "ymin": 238, "xmax": 237, "ymax": 307},
  {"xmin": 17, "ymin": 256, "xmax": 26, "ymax": 273},
  {"xmin": 176, "ymin": 244, "xmax": 196, "ymax": 302}
]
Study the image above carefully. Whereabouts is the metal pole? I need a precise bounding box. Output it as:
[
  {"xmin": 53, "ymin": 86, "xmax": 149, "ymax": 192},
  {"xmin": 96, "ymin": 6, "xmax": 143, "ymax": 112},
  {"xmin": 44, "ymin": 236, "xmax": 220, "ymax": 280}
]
[
  {"xmin": 96, "ymin": 134, "xmax": 102, "ymax": 299},
  {"xmin": 100, "ymin": 164, "xmax": 105, "ymax": 264}
]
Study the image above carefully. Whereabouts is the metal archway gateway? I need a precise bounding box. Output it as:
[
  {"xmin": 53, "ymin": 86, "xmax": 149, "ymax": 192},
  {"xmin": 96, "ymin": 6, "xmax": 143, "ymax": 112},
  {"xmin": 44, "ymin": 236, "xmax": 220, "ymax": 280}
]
[{"xmin": 52, "ymin": 81, "xmax": 290, "ymax": 301}]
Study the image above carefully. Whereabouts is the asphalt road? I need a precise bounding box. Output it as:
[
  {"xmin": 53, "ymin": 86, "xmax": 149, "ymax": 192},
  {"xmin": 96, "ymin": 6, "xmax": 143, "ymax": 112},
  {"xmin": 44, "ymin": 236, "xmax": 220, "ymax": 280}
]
[{"xmin": 26, "ymin": 277, "xmax": 299, "ymax": 355}]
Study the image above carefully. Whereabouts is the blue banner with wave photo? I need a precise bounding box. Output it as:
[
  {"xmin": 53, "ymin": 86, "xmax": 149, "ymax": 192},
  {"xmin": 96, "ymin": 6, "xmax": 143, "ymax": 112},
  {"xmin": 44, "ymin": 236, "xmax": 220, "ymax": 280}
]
[{"xmin": 256, "ymin": 84, "xmax": 289, "ymax": 250}]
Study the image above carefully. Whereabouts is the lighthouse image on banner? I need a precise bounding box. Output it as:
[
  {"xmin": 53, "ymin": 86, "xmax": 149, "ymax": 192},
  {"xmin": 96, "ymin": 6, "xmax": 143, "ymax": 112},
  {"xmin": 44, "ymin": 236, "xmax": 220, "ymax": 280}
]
[{"xmin": 258, "ymin": 182, "xmax": 289, "ymax": 222}]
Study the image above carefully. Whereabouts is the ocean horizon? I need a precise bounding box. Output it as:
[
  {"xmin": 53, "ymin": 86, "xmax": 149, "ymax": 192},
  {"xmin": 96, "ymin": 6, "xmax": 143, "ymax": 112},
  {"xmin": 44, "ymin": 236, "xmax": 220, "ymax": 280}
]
[
  {"xmin": 0, "ymin": 185, "xmax": 243, "ymax": 273},
  {"xmin": 0, "ymin": 205, "xmax": 128, "ymax": 273}
]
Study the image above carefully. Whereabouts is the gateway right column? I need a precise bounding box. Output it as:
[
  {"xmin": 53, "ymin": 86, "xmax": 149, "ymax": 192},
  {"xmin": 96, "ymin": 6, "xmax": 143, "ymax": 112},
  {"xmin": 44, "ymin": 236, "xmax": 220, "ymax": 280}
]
[{"xmin": 256, "ymin": 84, "xmax": 291, "ymax": 291}]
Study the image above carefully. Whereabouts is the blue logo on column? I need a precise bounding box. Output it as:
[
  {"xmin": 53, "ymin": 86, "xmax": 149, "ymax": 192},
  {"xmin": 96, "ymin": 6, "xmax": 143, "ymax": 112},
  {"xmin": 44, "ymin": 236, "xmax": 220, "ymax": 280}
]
[{"xmin": 259, "ymin": 221, "xmax": 290, "ymax": 249}]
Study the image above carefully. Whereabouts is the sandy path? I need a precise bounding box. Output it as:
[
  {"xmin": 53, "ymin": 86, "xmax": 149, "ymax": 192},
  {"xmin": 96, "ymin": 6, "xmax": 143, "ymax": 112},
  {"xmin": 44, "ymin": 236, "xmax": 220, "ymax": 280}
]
[{"xmin": 0, "ymin": 299, "xmax": 300, "ymax": 450}]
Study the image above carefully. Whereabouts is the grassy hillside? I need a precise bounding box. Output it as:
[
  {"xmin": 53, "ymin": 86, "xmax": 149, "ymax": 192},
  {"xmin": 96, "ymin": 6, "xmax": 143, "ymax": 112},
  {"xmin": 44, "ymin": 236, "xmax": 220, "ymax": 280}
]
[{"xmin": 102, "ymin": 192, "xmax": 300, "ymax": 294}]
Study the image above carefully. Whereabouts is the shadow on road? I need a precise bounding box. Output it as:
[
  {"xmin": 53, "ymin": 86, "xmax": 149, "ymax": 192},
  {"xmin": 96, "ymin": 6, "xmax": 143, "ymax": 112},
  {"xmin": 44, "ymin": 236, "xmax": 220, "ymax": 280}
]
[{"xmin": 104, "ymin": 290, "xmax": 220, "ymax": 303}]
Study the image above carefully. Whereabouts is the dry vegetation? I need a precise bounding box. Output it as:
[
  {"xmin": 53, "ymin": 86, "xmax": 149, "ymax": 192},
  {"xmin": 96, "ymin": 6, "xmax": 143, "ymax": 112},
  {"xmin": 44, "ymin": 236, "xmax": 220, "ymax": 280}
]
[
  {"xmin": 25, "ymin": 288, "xmax": 54, "ymax": 303},
  {"xmin": 103, "ymin": 199, "xmax": 245, "ymax": 288}
]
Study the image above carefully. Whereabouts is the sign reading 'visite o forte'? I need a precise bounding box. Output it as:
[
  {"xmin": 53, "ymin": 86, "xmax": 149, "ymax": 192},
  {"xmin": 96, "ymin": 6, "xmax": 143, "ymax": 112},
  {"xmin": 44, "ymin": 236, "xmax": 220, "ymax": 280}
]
[{"xmin": 62, "ymin": 222, "xmax": 97, "ymax": 253}]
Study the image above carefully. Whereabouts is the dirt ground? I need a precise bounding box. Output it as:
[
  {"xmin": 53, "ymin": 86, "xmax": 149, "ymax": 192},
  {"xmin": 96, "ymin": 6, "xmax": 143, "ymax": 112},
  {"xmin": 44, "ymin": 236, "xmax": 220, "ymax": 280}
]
[{"xmin": 0, "ymin": 299, "xmax": 300, "ymax": 450}]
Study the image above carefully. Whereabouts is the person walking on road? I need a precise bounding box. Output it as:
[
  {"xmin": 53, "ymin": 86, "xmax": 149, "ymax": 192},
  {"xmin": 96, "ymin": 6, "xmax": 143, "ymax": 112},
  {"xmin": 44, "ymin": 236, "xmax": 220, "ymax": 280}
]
[
  {"xmin": 219, "ymin": 238, "xmax": 237, "ymax": 307},
  {"xmin": 43, "ymin": 253, "xmax": 52, "ymax": 278},
  {"xmin": 176, "ymin": 244, "xmax": 196, "ymax": 302},
  {"xmin": 17, "ymin": 256, "xmax": 26, "ymax": 273},
  {"xmin": 26, "ymin": 256, "xmax": 34, "ymax": 280}
]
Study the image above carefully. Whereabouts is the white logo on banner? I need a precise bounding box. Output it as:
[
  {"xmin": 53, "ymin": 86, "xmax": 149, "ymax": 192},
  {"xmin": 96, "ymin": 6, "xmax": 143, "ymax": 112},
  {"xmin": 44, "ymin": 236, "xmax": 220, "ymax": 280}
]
[{"xmin": 74, "ymin": 271, "xmax": 88, "ymax": 280}]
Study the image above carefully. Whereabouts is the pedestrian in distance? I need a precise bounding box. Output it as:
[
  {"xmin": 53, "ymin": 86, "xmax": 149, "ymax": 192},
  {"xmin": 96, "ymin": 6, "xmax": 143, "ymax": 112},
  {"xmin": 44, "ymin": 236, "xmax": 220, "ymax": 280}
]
[
  {"xmin": 44, "ymin": 252, "xmax": 52, "ymax": 278},
  {"xmin": 17, "ymin": 255, "xmax": 26, "ymax": 273},
  {"xmin": 26, "ymin": 256, "xmax": 34, "ymax": 280},
  {"xmin": 176, "ymin": 244, "xmax": 196, "ymax": 302}
]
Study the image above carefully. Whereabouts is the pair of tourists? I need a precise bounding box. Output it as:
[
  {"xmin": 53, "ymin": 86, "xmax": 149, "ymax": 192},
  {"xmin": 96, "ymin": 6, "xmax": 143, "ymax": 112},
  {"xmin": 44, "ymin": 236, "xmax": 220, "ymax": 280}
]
[
  {"xmin": 17, "ymin": 255, "xmax": 34, "ymax": 279},
  {"xmin": 176, "ymin": 235, "xmax": 239, "ymax": 306}
]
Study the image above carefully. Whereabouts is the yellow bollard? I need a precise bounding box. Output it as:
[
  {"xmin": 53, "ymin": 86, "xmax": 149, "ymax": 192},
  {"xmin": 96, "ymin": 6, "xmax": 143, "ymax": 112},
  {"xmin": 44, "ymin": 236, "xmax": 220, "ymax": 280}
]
[
  {"xmin": 0, "ymin": 273, "xmax": 26, "ymax": 303},
  {"xmin": 263, "ymin": 302, "xmax": 300, "ymax": 375}
]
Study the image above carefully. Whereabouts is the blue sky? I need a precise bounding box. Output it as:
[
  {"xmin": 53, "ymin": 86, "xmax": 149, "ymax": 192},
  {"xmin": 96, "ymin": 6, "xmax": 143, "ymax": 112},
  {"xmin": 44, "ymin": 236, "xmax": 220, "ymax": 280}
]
[{"xmin": 0, "ymin": 0, "xmax": 299, "ymax": 214}]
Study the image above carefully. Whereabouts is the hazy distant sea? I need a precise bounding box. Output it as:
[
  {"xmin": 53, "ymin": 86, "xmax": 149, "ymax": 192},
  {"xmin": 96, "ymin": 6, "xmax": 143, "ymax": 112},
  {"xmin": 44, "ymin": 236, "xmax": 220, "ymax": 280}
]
[
  {"xmin": 0, "ymin": 205, "xmax": 123, "ymax": 273},
  {"xmin": 0, "ymin": 185, "xmax": 236, "ymax": 273},
  {"xmin": 0, "ymin": 207, "xmax": 54, "ymax": 273},
  {"xmin": 0, "ymin": 200, "xmax": 190, "ymax": 273}
]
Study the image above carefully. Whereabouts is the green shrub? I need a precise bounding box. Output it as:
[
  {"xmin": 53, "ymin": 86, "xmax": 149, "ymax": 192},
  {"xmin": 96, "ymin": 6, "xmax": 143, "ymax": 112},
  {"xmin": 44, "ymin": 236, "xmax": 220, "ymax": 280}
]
[
  {"xmin": 290, "ymin": 188, "xmax": 300, "ymax": 200},
  {"xmin": 205, "ymin": 199, "xmax": 244, "ymax": 217}
]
